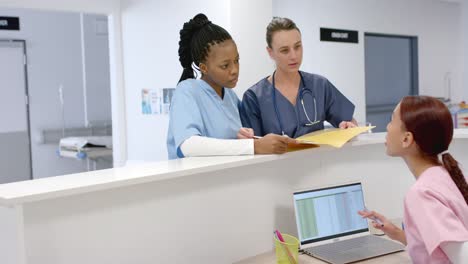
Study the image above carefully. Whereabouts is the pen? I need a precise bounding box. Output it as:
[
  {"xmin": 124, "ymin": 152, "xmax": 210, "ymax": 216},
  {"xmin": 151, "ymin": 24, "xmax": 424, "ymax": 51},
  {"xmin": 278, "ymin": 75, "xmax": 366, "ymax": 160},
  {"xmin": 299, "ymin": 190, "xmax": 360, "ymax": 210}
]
[
  {"xmin": 275, "ymin": 230, "xmax": 285, "ymax": 242},
  {"xmin": 253, "ymin": 134, "xmax": 290, "ymax": 139},
  {"xmin": 363, "ymin": 207, "xmax": 384, "ymax": 227}
]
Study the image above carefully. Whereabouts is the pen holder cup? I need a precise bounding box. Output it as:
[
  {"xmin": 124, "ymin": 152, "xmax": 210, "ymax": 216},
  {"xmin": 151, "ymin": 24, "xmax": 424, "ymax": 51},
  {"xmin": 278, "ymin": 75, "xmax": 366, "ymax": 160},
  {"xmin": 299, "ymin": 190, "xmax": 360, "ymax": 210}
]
[{"xmin": 274, "ymin": 234, "xmax": 299, "ymax": 264}]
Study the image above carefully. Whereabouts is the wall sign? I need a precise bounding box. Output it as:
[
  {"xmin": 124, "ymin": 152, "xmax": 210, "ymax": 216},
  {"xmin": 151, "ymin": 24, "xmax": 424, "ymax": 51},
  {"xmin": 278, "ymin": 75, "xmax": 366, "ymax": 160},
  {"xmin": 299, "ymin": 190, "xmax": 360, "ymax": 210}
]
[
  {"xmin": 320, "ymin": 28, "xmax": 358, "ymax": 43},
  {"xmin": 0, "ymin": 16, "xmax": 20, "ymax": 30}
]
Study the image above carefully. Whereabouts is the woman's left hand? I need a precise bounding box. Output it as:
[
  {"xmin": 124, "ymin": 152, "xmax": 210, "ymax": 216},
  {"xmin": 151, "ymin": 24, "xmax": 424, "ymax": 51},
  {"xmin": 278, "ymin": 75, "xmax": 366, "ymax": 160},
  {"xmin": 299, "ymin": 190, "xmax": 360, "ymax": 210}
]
[
  {"xmin": 339, "ymin": 118, "xmax": 358, "ymax": 129},
  {"xmin": 339, "ymin": 121, "xmax": 357, "ymax": 129},
  {"xmin": 237, "ymin": 127, "xmax": 254, "ymax": 139}
]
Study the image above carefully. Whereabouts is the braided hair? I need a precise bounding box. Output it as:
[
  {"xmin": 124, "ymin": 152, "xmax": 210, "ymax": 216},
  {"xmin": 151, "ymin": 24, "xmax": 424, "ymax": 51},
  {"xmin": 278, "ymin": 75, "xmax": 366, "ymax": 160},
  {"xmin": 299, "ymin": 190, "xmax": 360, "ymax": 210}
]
[{"xmin": 178, "ymin": 13, "xmax": 232, "ymax": 83}]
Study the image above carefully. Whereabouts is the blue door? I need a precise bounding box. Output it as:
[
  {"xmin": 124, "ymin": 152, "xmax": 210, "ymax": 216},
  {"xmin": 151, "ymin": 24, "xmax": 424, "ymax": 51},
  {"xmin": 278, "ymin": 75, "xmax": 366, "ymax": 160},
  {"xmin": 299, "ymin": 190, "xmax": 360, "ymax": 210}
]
[{"xmin": 365, "ymin": 34, "xmax": 418, "ymax": 132}]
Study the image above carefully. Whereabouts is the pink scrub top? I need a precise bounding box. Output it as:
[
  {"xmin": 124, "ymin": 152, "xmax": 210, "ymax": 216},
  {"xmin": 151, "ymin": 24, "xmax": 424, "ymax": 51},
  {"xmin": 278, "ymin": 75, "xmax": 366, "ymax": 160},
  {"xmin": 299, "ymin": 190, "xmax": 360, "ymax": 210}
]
[{"xmin": 403, "ymin": 166, "xmax": 468, "ymax": 263}]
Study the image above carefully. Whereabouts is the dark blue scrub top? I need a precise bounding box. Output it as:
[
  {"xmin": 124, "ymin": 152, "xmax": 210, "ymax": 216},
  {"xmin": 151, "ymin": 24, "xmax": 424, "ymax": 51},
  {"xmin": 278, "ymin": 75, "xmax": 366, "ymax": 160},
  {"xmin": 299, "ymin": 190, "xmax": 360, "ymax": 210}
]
[{"xmin": 240, "ymin": 71, "xmax": 355, "ymax": 138}]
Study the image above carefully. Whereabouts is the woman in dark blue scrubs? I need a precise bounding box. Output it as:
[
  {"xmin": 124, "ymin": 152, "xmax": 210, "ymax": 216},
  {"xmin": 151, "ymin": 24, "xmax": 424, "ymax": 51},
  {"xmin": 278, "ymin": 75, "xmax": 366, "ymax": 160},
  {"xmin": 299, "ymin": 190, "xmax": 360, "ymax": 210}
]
[{"xmin": 240, "ymin": 17, "xmax": 357, "ymax": 138}]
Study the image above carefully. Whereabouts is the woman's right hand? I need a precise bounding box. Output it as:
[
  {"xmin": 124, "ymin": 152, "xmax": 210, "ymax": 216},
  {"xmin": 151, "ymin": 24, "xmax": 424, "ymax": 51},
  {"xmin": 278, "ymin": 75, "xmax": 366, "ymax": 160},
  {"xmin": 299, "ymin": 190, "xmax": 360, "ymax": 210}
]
[
  {"xmin": 253, "ymin": 134, "xmax": 297, "ymax": 154},
  {"xmin": 237, "ymin": 127, "xmax": 254, "ymax": 139},
  {"xmin": 358, "ymin": 210, "xmax": 407, "ymax": 245}
]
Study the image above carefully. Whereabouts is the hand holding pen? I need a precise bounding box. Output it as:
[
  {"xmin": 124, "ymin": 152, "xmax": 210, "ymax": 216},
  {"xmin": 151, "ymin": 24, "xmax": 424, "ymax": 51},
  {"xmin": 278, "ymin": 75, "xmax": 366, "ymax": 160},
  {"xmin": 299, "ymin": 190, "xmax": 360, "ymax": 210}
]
[
  {"xmin": 358, "ymin": 208, "xmax": 407, "ymax": 245},
  {"xmin": 360, "ymin": 207, "xmax": 384, "ymax": 227},
  {"xmin": 237, "ymin": 128, "xmax": 297, "ymax": 154},
  {"xmin": 254, "ymin": 134, "xmax": 297, "ymax": 154},
  {"xmin": 237, "ymin": 127, "xmax": 254, "ymax": 139}
]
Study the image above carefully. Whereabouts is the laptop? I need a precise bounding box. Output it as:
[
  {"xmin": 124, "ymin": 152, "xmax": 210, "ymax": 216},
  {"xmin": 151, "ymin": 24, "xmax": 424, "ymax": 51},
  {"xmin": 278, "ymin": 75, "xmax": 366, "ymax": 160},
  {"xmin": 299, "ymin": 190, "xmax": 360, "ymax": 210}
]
[{"xmin": 293, "ymin": 182, "xmax": 405, "ymax": 264}]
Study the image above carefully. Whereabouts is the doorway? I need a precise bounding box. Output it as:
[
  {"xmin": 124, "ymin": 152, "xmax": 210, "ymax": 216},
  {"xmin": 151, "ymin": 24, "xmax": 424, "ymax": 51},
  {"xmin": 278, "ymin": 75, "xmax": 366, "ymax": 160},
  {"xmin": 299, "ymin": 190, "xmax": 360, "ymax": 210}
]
[
  {"xmin": 0, "ymin": 39, "xmax": 32, "ymax": 183},
  {"xmin": 364, "ymin": 33, "xmax": 418, "ymax": 132}
]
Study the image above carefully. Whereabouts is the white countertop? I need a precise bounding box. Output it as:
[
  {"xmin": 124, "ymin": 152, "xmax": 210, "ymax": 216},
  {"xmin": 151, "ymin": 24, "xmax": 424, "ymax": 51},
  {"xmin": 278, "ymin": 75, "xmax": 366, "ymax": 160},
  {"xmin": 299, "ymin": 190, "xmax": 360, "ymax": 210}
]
[{"xmin": 0, "ymin": 129, "xmax": 466, "ymax": 206}]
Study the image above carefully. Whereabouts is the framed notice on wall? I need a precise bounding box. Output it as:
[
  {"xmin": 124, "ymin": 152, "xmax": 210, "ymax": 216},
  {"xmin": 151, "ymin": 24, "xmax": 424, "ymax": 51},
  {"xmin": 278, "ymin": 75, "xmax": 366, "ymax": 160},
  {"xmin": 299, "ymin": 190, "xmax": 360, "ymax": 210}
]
[{"xmin": 142, "ymin": 88, "xmax": 175, "ymax": 115}]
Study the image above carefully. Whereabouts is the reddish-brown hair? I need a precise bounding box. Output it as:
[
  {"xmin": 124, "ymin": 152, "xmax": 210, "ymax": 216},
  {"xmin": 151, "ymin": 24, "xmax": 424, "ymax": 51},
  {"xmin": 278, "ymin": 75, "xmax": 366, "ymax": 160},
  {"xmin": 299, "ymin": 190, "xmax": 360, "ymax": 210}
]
[{"xmin": 400, "ymin": 96, "xmax": 468, "ymax": 204}]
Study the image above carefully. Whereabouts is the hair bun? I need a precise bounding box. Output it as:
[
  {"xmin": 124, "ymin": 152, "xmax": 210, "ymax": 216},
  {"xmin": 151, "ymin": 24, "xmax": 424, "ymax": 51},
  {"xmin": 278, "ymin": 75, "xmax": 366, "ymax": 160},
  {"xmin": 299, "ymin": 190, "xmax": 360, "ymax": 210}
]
[
  {"xmin": 178, "ymin": 13, "xmax": 211, "ymax": 69},
  {"xmin": 191, "ymin": 13, "xmax": 211, "ymax": 30}
]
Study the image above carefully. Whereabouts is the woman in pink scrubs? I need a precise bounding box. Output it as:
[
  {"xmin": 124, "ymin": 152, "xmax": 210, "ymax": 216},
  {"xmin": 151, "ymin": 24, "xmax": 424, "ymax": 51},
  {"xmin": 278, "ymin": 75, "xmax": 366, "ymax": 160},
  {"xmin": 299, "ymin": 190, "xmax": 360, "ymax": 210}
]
[{"xmin": 359, "ymin": 96, "xmax": 468, "ymax": 263}]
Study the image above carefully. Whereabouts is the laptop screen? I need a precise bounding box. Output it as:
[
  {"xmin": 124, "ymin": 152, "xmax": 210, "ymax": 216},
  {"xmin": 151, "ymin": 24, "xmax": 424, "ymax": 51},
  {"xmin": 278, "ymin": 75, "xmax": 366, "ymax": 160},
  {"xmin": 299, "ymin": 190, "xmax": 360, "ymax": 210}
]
[{"xmin": 293, "ymin": 183, "xmax": 369, "ymax": 245}]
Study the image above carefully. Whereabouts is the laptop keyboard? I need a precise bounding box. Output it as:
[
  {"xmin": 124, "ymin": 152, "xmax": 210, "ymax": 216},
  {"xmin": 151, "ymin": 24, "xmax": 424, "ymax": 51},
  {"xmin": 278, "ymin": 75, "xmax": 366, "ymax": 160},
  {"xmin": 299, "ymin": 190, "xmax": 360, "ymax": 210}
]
[{"xmin": 304, "ymin": 235, "xmax": 405, "ymax": 264}]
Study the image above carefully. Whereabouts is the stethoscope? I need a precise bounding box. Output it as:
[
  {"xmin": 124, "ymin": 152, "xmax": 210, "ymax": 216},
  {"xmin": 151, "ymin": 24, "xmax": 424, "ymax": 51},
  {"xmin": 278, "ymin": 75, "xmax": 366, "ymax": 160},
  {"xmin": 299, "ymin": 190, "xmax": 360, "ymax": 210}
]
[{"xmin": 272, "ymin": 71, "xmax": 320, "ymax": 136}]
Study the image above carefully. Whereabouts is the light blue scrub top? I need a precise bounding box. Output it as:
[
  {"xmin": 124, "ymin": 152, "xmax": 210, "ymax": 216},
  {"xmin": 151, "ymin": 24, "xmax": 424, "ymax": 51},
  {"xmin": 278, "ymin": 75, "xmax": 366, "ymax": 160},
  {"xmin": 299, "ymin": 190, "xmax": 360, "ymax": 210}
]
[
  {"xmin": 240, "ymin": 71, "xmax": 355, "ymax": 138},
  {"xmin": 167, "ymin": 79, "xmax": 242, "ymax": 159}
]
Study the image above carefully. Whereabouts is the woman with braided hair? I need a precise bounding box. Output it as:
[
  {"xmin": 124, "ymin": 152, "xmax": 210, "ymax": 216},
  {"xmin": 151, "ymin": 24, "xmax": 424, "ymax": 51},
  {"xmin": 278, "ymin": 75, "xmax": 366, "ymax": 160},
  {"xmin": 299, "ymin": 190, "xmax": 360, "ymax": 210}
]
[
  {"xmin": 167, "ymin": 14, "xmax": 295, "ymax": 159},
  {"xmin": 359, "ymin": 96, "xmax": 468, "ymax": 263}
]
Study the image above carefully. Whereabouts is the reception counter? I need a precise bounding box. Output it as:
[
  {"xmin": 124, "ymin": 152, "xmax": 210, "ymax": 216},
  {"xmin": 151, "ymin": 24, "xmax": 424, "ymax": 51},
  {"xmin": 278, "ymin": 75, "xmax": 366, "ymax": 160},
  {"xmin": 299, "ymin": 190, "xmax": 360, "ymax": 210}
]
[{"xmin": 1, "ymin": 130, "xmax": 467, "ymax": 264}]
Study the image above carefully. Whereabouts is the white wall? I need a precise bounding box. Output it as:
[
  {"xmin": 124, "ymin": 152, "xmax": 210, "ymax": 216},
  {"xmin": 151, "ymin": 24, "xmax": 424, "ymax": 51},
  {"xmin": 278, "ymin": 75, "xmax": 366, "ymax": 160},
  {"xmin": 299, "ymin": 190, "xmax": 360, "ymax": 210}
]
[
  {"xmin": 230, "ymin": 0, "xmax": 273, "ymax": 97},
  {"xmin": 0, "ymin": 8, "xmax": 112, "ymax": 178},
  {"xmin": 273, "ymin": 0, "xmax": 463, "ymax": 122}
]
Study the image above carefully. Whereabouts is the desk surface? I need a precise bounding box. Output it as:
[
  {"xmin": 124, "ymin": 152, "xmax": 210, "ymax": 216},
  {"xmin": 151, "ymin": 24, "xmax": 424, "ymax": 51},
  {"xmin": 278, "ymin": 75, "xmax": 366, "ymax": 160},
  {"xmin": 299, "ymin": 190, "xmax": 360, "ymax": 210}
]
[
  {"xmin": 0, "ymin": 132, "xmax": 387, "ymax": 205},
  {"xmin": 235, "ymin": 250, "xmax": 411, "ymax": 264},
  {"xmin": 0, "ymin": 129, "xmax": 467, "ymax": 206}
]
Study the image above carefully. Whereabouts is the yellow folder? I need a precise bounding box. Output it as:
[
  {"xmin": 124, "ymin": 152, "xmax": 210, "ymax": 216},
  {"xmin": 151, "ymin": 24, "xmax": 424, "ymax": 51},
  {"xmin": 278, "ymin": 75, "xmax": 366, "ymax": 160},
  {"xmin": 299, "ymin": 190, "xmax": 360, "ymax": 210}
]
[{"xmin": 294, "ymin": 126, "xmax": 375, "ymax": 148}]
